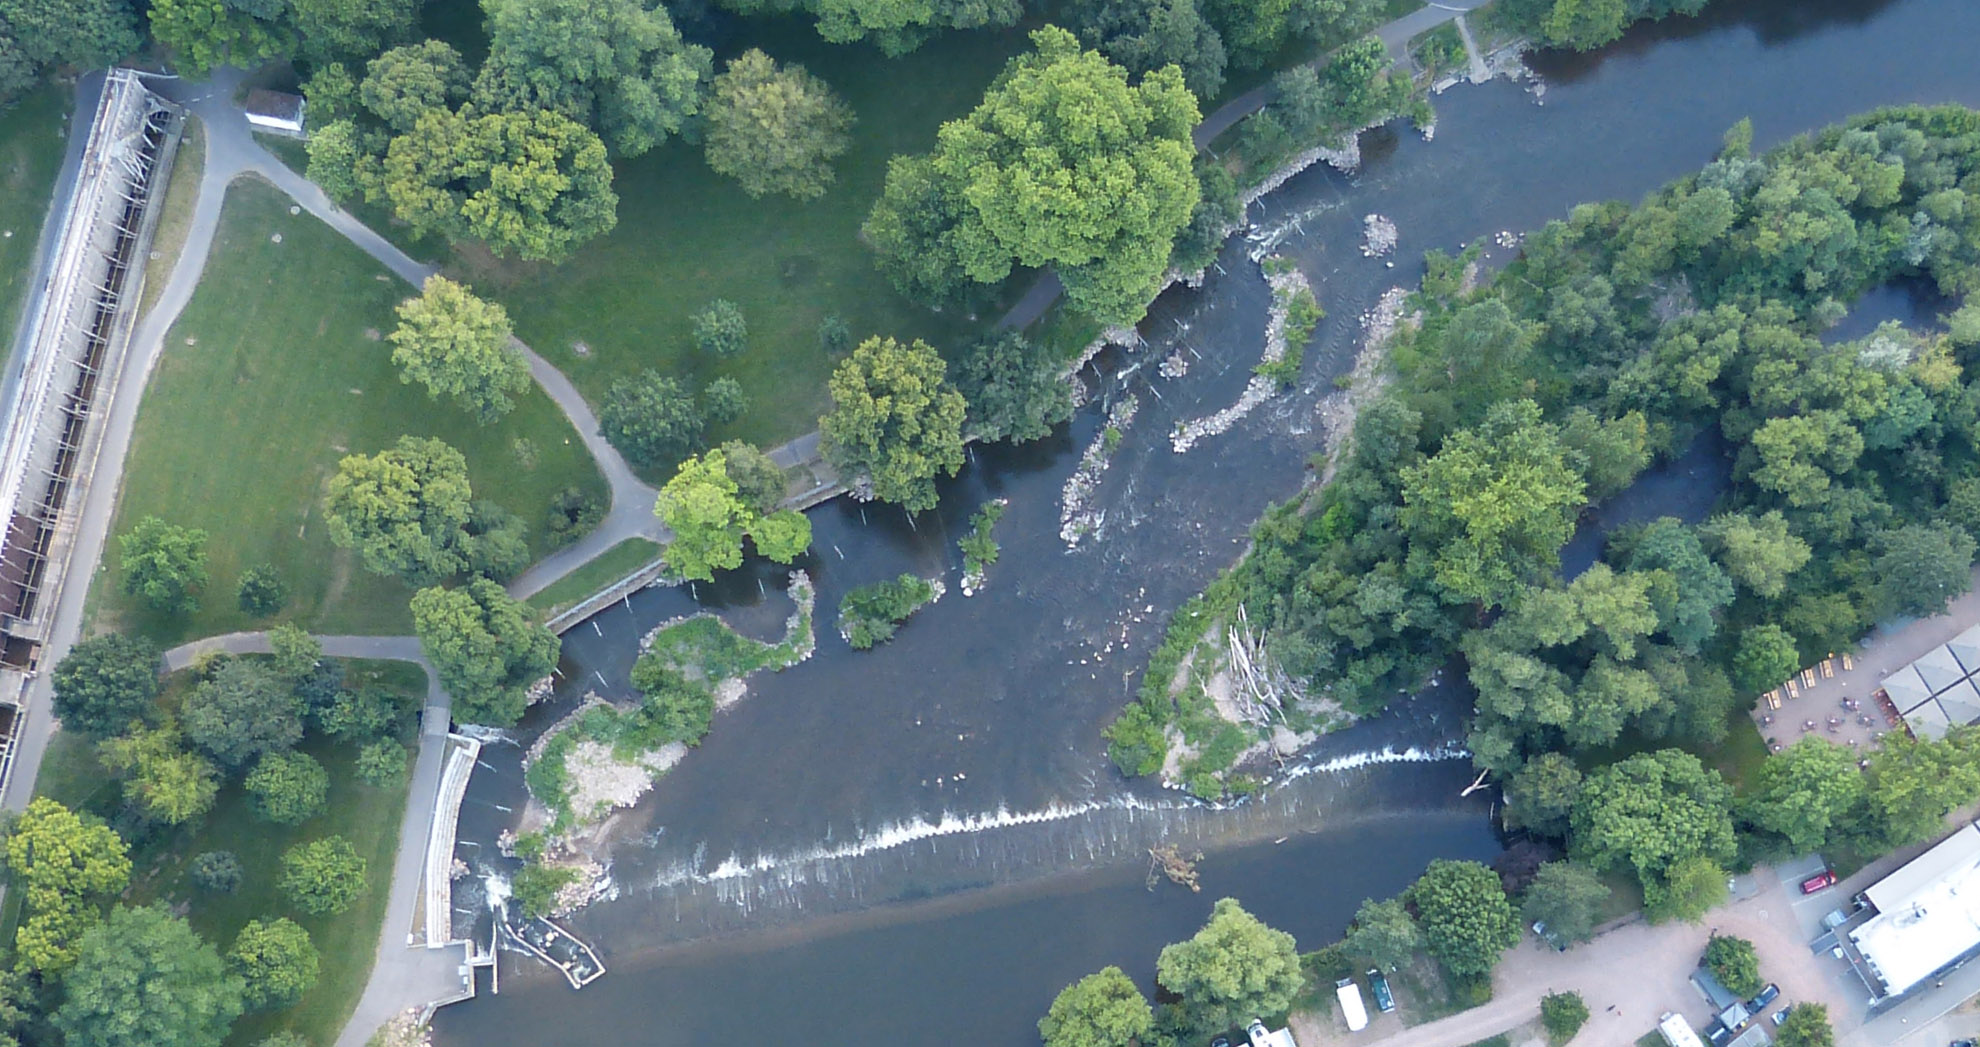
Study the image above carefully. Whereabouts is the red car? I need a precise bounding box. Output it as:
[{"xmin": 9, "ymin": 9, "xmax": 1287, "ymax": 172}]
[{"xmin": 1801, "ymin": 870, "xmax": 1837, "ymax": 894}]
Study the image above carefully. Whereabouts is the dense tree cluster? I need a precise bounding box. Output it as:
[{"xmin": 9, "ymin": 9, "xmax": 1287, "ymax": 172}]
[
  {"xmin": 411, "ymin": 577, "xmax": 560, "ymax": 726},
  {"xmin": 820, "ymin": 337, "xmax": 967, "ymax": 512},
  {"xmin": 652, "ymin": 448, "xmax": 812, "ymax": 582},
  {"xmin": 0, "ymin": 0, "xmax": 140, "ymax": 101}
]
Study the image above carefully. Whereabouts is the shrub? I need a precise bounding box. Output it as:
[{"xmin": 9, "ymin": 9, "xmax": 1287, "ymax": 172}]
[
  {"xmin": 511, "ymin": 862, "xmax": 580, "ymax": 919},
  {"xmin": 236, "ymin": 564, "xmax": 287, "ymax": 617},
  {"xmin": 838, "ymin": 574, "xmax": 937, "ymax": 649},
  {"xmin": 190, "ymin": 850, "xmax": 244, "ymax": 893},
  {"xmin": 1541, "ymin": 991, "xmax": 1589, "ymax": 1045},
  {"xmin": 356, "ymin": 738, "xmax": 410, "ymax": 787}
]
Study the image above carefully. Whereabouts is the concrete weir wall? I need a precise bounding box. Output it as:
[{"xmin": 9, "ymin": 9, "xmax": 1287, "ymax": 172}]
[{"xmin": 0, "ymin": 70, "xmax": 181, "ymax": 797}]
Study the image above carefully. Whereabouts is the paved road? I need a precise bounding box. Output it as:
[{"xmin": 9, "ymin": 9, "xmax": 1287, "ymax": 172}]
[{"xmin": 996, "ymin": 0, "xmax": 1492, "ymax": 332}]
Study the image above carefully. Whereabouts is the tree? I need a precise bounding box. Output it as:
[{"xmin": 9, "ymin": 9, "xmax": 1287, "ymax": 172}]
[
  {"xmin": 382, "ymin": 107, "xmax": 618, "ymax": 262},
  {"xmin": 325, "ymin": 436, "xmax": 475, "ymax": 583},
  {"xmin": 5, "ymin": 797, "xmax": 131, "ymax": 973},
  {"xmin": 1700, "ymin": 511, "xmax": 1810, "ymax": 599},
  {"xmin": 1540, "ymin": 991, "xmax": 1589, "ymax": 1046},
  {"xmin": 1742, "ymin": 738, "xmax": 1867, "ymax": 853},
  {"xmin": 819, "ymin": 314, "xmax": 852, "ymax": 356},
  {"xmin": 52, "ymin": 905, "xmax": 243, "ymax": 1047},
  {"xmin": 751, "ymin": 510, "xmax": 813, "ymax": 564},
  {"xmin": 1775, "ymin": 1004, "xmax": 1833, "ymax": 1047},
  {"xmin": 955, "ymin": 331, "xmax": 1075, "ymax": 444},
  {"xmin": 1872, "ymin": 522, "xmax": 1976, "ymax": 618},
  {"xmin": 147, "ymin": 0, "xmax": 289, "ymax": 78},
  {"xmin": 1624, "ymin": 518, "xmax": 1733, "ymax": 655},
  {"xmin": 98, "ymin": 723, "xmax": 218, "ymax": 826},
  {"xmin": 304, "ymin": 118, "xmax": 373, "ymax": 204},
  {"xmin": 704, "ymin": 49, "xmax": 855, "ymax": 200},
  {"xmin": 190, "ymin": 851, "xmax": 243, "ymax": 893},
  {"xmin": 360, "ymin": 39, "xmax": 468, "ymax": 133},
  {"xmin": 1400, "ymin": 400, "xmax": 1588, "ymax": 607},
  {"xmin": 718, "ymin": 441, "xmax": 786, "ymax": 513},
  {"xmin": 1155, "ymin": 898, "xmax": 1303, "ymax": 1035},
  {"xmin": 229, "ymin": 918, "xmax": 319, "ymax": 1011},
  {"xmin": 279, "ymin": 836, "xmax": 367, "ymax": 915},
  {"xmin": 693, "ymin": 299, "xmax": 748, "ymax": 358},
  {"xmin": 705, "ymin": 377, "xmax": 749, "ymax": 424},
  {"xmin": 820, "ymin": 337, "xmax": 967, "ymax": 512},
  {"xmin": 1703, "ymin": 934, "xmax": 1762, "ymax": 997},
  {"xmin": 865, "ymin": 27, "xmax": 1200, "ymax": 324},
  {"xmin": 1071, "ymin": 0, "xmax": 1226, "ymax": 99},
  {"xmin": 235, "ymin": 564, "xmax": 287, "ymax": 617},
  {"xmin": 1571, "ymin": 749, "xmax": 1736, "ymax": 883},
  {"xmin": 1732, "ymin": 625, "xmax": 1801, "ymax": 694},
  {"xmin": 1504, "ymin": 753, "xmax": 1581, "ymax": 838},
  {"xmin": 51, "ymin": 634, "xmax": 159, "ymax": 739},
  {"xmin": 1865, "ymin": 728, "xmax": 1980, "ymax": 847},
  {"xmin": 245, "ymin": 752, "xmax": 330, "ymax": 825},
  {"xmin": 267, "ymin": 623, "xmax": 322, "ymax": 684},
  {"xmin": 356, "ymin": 738, "xmax": 409, "ymax": 787},
  {"xmin": 1038, "ymin": 967, "xmax": 1152, "ymax": 1047},
  {"xmin": 472, "ymin": 0, "xmax": 712, "ymax": 158},
  {"xmin": 318, "ymin": 684, "xmax": 407, "ymax": 740},
  {"xmin": 410, "ymin": 579, "xmax": 559, "ymax": 726},
  {"xmin": 1537, "ymin": 0, "xmax": 1627, "ymax": 51},
  {"xmin": 292, "ymin": 0, "xmax": 416, "ymax": 62},
  {"xmin": 598, "ymin": 370, "xmax": 704, "ymax": 469},
  {"xmin": 389, "ymin": 276, "xmax": 529, "ymax": 424},
  {"xmin": 1342, "ymin": 896, "xmax": 1420, "ymax": 970},
  {"xmin": 0, "ymin": 0, "xmax": 140, "ymax": 74},
  {"xmin": 180, "ymin": 660, "xmax": 303, "ymax": 769},
  {"xmin": 1520, "ymin": 861, "xmax": 1610, "ymax": 946},
  {"xmin": 119, "ymin": 515, "xmax": 208, "ymax": 613},
  {"xmin": 628, "ymin": 659, "xmax": 716, "ymax": 743},
  {"xmin": 655, "ymin": 451, "xmax": 751, "ymax": 582},
  {"xmin": 1408, "ymin": 859, "xmax": 1521, "ymax": 978}
]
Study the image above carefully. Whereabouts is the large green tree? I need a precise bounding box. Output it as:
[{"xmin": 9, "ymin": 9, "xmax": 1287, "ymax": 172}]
[
  {"xmin": 1775, "ymin": 1004, "xmax": 1834, "ymax": 1047},
  {"xmin": 229, "ymin": 918, "xmax": 320, "ymax": 1011},
  {"xmin": 954, "ymin": 330, "xmax": 1075, "ymax": 444},
  {"xmin": 1700, "ymin": 511, "xmax": 1811, "ymax": 599},
  {"xmin": 1408, "ymin": 859, "xmax": 1521, "ymax": 978},
  {"xmin": 98, "ymin": 722, "xmax": 219, "ymax": 826},
  {"xmin": 278, "ymin": 837, "xmax": 367, "ymax": 915},
  {"xmin": 5, "ymin": 798, "xmax": 131, "ymax": 974},
  {"xmin": 1732, "ymin": 624, "xmax": 1800, "ymax": 694},
  {"xmin": 360, "ymin": 39, "xmax": 469, "ymax": 132},
  {"xmin": 1872, "ymin": 522, "xmax": 1976, "ymax": 618},
  {"xmin": 1155, "ymin": 897, "xmax": 1303, "ymax": 1035},
  {"xmin": 473, "ymin": 0, "xmax": 712, "ymax": 158},
  {"xmin": 865, "ymin": 27, "xmax": 1200, "ymax": 324},
  {"xmin": 1865, "ymin": 728, "xmax": 1980, "ymax": 847},
  {"xmin": 244, "ymin": 751, "xmax": 330, "ymax": 825},
  {"xmin": 820, "ymin": 337, "xmax": 966, "ymax": 512},
  {"xmin": 180, "ymin": 660, "xmax": 304, "ymax": 770},
  {"xmin": 292, "ymin": 0, "xmax": 416, "ymax": 61},
  {"xmin": 598, "ymin": 370, "xmax": 704, "ymax": 469},
  {"xmin": 410, "ymin": 579, "xmax": 559, "ymax": 726},
  {"xmin": 53, "ymin": 905, "xmax": 243, "ymax": 1047},
  {"xmin": 1342, "ymin": 895, "xmax": 1420, "ymax": 970},
  {"xmin": 324, "ymin": 435, "xmax": 475, "ymax": 583},
  {"xmin": 147, "ymin": 0, "xmax": 289, "ymax": 78},
  {"xmin": 0, "ymin": 0, "xmax": 140, "ymax": 93},
  {"xmin": 704, "ymin": 49, "xmax": 855, "ymax": 200},
  {"xmin": 383, "ymin": 106, "xmax": 618, "ymax": 262},
  {"xmin": 1741, "ymin": 737, "xmax": 1867, "ymax": 853},
  {"xmin": 1703, "ymin": 934, "xmax": 1762, "ymax": 997},
  {"xmin": 50, "ymin": 634, "xmax": 159, "ymax": 739},
  {"xmin": 1571, "ymin": 749, "xmax": 1736, "ymax": 884},
  {"xmin": 655, "ymin": 451, "xmax": 751, "ymax": 582},
  {"xmin": 1037, "ymin": 967, "xmax": 1152, "ymax": 1047},
  {"xmin": 1520, "ymin": 861, "xmax": 1610, "ymax": 946},
  {"xmin": 389, "ymin": 275, "xmax": 530, "ymax": 424},
  {"xmin": 119, "ymin": 515, "xmax": 209, "ymax": 613}
]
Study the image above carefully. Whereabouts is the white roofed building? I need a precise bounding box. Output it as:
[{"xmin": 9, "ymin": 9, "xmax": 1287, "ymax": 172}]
[{"xmin": 1846, "ymin": 822, "xmax": 1980, "ymax": 999}]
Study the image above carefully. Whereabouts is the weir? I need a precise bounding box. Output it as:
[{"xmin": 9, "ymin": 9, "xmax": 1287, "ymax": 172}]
[{"xmin": 0, "ymin": 69, "xmax": 181, "ymax": 799}]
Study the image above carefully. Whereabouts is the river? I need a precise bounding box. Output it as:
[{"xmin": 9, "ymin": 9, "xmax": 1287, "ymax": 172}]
[{"xmin": 435, "ymin": 0, "xmax": 1980, "ymax": 1042}]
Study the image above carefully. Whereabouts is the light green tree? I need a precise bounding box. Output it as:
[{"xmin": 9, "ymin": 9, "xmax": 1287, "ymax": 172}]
[
  {"xmin": 98, "ymin": 722, "xmax": 219, "ymax": 826},
  {"xmin": 278, "ymin": 836, "xmax": 368, "ymax": 915},
  {"xmin": 324, "ymin": 436, "xmax": 474, "ymax": 583},
  {"xmin": 705, "ymin": 49, "xmax": 855, "ymax": 199},
  {"xmin": 1038, "ymin": 966, "xmax": 1152, "ymax": 1047},
  {"xmin": 6, "ymin": 797, "xmax": 132, "ymax": 974},
  {"xmin": 229, "ymin": 918, "xmax": 320, "ymax": 1011},
  {"xmin": 750, "ymin": 510, "xmax": 813, "ymax": 564},
  {"xmin": 1700, "ymin": 511, "xmax": 1811, "ymax": 598},
  {"xmin": 410, "ymin": 579, "xmax": 560, "ymax": 726},
  {"xmin": 820, "ymin": 337, "xmax": 966, "ymax": 512},
  {"xmin": 52, "ymin": 905, "xmax": 243, "ymax": 1047},
  {"xmin": 692, "ymin": 299, "xmax": 748, "ymax": 358},
  {"xmin": 360, "ymin": 39, "xmax": 468, "ymax": 132},
  {"xmin": 1155, "ymin": 897, "xmax": 1303, "ymax": 1035},
  {"xmin": 1342, "ymin": 895, "xmax": 1420, "ymax": 970},
  {"xmin": 1571, "ymin": 749, "xmax": 1736, "ymax": 885},
  {"xmin": 1742, "ymin": 737, "xmax": 1867, "ymax": 853},
  {"xmin": 389, "ymin": 276, "xmax": 529, "ymax": 424},
  {"xmin": 244, "ymin": 751, "xmax": 330, "ymax": 825},
  {"xmin": 1732, "ymin": 625, "xmax": 1801, "ymax": 694},
  {"xmin": 119, "ymin": 515, "xmax": 209, "ymax": 613},
  {"xmin": 1775, "ymin": 1004, "xmax": 1834, "ymax": 1047},
  {"xmin": 147, "ymin": 0, "xmax": 289, "ymax": 78},
  {"xmin": 1409, "ymin": 859, "xmax": 1521, "ymax": 978},
  {"xmin": 655, "ymin": 451, "xmax": 751, "ymax": 582}
]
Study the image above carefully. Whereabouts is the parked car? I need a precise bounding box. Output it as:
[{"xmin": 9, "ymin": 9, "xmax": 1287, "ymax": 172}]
[
  {"xmin": 1368, "ymin": 969, "xmax": 1396, "ymax": 1013},
  {"xmin": 1949, "ymin": 1039, "xmax": 1976, "ymax": 1047},
  {"xmin": 1210, "ymin": 1037, "xmax": 1231, "ymax": 1047},
  {"xmin": 1704, "ymin": 1019, "xmax": 1733, "ymax": 1046},
  {"xmin": 1802, "ymin": 869, "xmax": 1838, "ymax": 894},
  {"xmin": 1772, "ymin": 1009, "xmax": 1790, "ymax": 1027},
  {"xmin": 1748, "ymin": 984, "xmax": 1780, "ymax": 1012},
  {"xmin": 1530, "ymin": 920, "xmax": 1567, "ymax": 951}
]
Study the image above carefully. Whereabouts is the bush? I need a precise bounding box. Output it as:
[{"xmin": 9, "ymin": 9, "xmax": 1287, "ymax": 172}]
[
  {"xmin": 279, "ymin": 836, "xmax": 368, "ymax": 915},
  {"xmin": 1541, "ymin": 991, "xmax": 1589, "ymax": 1045},
  {"xmin": 692, "ymin": 299, "xmax": 747, "ymax": 357},
  {"xmin": 1704, "ymin": 934, "xmax": 1763, "ymax": 998},
  {"xmin": 547, "ymin": 485, "xmax": 606, "ymax": 539},
  {"xmin": 190, "ymin": 850, "xmax": 244, "ymax": 893},
  {"xmin": 356, "ymin": 738, "xmax": 410, "ymax": 787},
  {"xmin": 838, "ymin": 574, "xmax": 937, "ymax": 649},
  {"xmin": 236, "ymin": 564, "xmax": 287, "ymax": 617},
  {"xmin": 511, "ymin": 862, "xmax": 580, "ymax": 919},
  {"xmin": 245, "ymin": 751, "xmax": 330, "ymax": 825}
]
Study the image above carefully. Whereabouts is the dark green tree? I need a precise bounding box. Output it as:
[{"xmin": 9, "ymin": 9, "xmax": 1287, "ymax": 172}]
[
  {"xmin": 235, "ymin": 564, "xmax": 287, "ymax": 617},
  {"xmin": 52, "ymin": 905, "xmax": 243, "ymax": 1047},
  {"xmin": 1408, "ymin": 859, "xmax": 1521, "ymax": 978},
  {"xmin": 1732, "ymin": 625, "xmax": 1801, "ymax": 694},
  {"xmin": 1571, "ymin": 749, "xmax": 1736, "ymax": 885},
  {"xmin": 1520, "ymin": 861, "xmax": 1610, "ymax": 946},
  {"xmin": 598, "ymin": 370, "xmax": 705, "ymax": 469},
  {"xmin": 410, "ymin": 579, "xmax": 559, "ymax": 726},
  {"xmin": 1872, "ymin": 522, "xmax": 1976, "ymax": 618},
  {"xmin": 1540, "ymin": 991, "xmax": 1589, "ymax": 1045},
  {"xmin": 229, "ymin": 918, "xmax": 319, "ymax": 1011},
  {"xmin": 180, "ymin": 660, "xmax": 303, "ymax": 770},
  {"xmin": 1071, "ymin": 0, "xmax": 1226, "ymax": 99},
  {"xmin": 954, "ymin": 331, "xmax": 1075, "ymax": 444},
  {"xmin": 1504, "ymin": 753, "xmax": 1582, "ymax": 838},
  {"xmin": 50, "ymin": 634, "xmax": 159, "ymax": 739},
  {"xmin": 190, "ymin": 851, "xmax": 243, "ymax": 893},
  {"xmin": 1703, "ymin": 934, "xmax": 1762, "ymax": 997},
  {"xmin": 244, "ymin": 751, "xmax": 330, "ymax": 825}
]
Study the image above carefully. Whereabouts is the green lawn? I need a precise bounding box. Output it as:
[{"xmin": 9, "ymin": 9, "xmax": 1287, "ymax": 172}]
[
  {"xmin": 97, "ymin": 178, "xmax": 607, "ymax": 645},
  {"xmin": 438, "ymin": 19, "xmax": 1029, "ymax": 460},
  {"xmin": 31, "ymin": 658, "xmax": 424, "ymax": 1047},
  {"xmin": 140, "ymin": 116, "xmax": 206, "ymax": 319},
  {"xmin": 0, "ymin": 83, "xmax": 71, "ymax": 345},
  {"xmin": 526, "ymin": 537, "xmax": 661, "ymax": 615}
]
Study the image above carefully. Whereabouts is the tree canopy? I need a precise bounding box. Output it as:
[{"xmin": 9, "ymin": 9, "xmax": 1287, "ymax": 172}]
[
  {"xmin": 865, "ymin": 27, "xmax": 1200, "ymax": 324},
  {"xmin": 410, "ymin": 578, "xmax": 559, "ymax": 726},
  {"xmin": 229, "ymin": 918, "xmax": 319, "ymax": 1011},
  {"xmin": 278, "ymin": 836, "xmax": 368, "ymax": 915},
  {"xmin": 954, "ymin": 331, "xmax": 1075, "ymax": 444},
  {"xmin": 1155, "ymin": 897, "xmax": 1303, "ymax": 1036},
  {"xmin": 599, "ymin": 370, "xmax": 704, "ymax": 470},
  {"xmin": 1408, "ymin": 859, "xmax": 1521, "ymax": 978},
  {"xmin": 180, "ymin": 660, "xmax": 304, "ymax": 770},
  {"xmin": 325, "ymin": 435, "xmax": 475, "ymax": 583},
  {"xmin": 1572, "ymin": 749, "xmax": 1736, "ymax": 894},
  {"xmin": 1520, "ymin": 860, "xmax": 1610, "ymax": 946},
  {"xmin": 53, "ymin": 905, "xmax": 243, "ymax": 1047},
  {"xmin": 705, "ymin": 50, "xmax": 855, "ymax": 200},
  {"xmin": 51, "ymin": 634, "xmax": 159, "ymax": 739},
  {"xmin": 1037, "ymin": 967, "xmax": 1152, "ymax": 1047},
  {"xmin": 6, "ymin": 798, "xmax": 131, "ymax": 974},
  {"xmin": 1704, "ymin": 934, "xmax": 1762, "ymax": 997},
  {"xmin": 244, "ymin": 751, "xmax": 330, "ymax": 825},
  {"xmin": 820, "ymin": 337, "xmax": 966, "ymax": 512},
  {"xmin": 118, "ymin": 515, "xmax": 209, "ymax": 613},
  {"xmin": 1342, "ymin": 895, "xmax": 1420, "ymax": 970},
  {"xmin": 389, "ymin": 275, "xmax": 530, "ymax": 424}
]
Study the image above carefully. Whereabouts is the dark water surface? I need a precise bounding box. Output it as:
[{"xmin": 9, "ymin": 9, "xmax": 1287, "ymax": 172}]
[{"xmin": 437, "ymin": 0, "xmax": 1980, "ymax": 1041}]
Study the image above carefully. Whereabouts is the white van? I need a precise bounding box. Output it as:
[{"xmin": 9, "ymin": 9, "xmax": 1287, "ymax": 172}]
[{"xmin": 1336, "ymin": 978, "xmax": 1369, "ymax": 1032}]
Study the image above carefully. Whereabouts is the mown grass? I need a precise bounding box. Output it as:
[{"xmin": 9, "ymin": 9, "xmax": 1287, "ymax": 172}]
[
  {"xmin": 140, "ymin": 116, "xmax": 206, "ymax": 318},
  {"xmin": 96, "ymin": 178, "xmax": 607, "ymax": 645},
  {"xmin": 31, "ymin": 658, "xmax": 424, "ymax": 1047},
  {"xmin": 526, "ymin": 537, "xmax": 662, "ymax": 615},
  {"xmin": 0, "ymin": 82, "xmax": 71, "ymax": 345}
]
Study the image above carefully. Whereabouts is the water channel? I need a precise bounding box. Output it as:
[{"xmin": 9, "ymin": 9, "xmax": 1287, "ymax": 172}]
[{"xmin": 435, "ymin": 0, "xmax": 1980, "ymax": 1042}]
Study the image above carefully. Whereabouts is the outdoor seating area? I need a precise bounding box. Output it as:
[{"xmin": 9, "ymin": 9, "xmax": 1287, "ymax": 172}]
[{"xmin": 1750, "ymin": 651, "xmax": 1892, "ymax": 756}]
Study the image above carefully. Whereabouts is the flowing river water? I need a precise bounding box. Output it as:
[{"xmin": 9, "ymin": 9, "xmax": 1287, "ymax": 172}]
[{"xmin": 434, "ymin": 0, "xmax": 1980, "ymax": 1042}]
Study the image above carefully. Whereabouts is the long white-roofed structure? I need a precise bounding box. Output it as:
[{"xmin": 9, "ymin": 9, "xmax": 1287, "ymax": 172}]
[{"xmin": 1846, "ymin": 822, "xmax": 1980, "ymax": 999}]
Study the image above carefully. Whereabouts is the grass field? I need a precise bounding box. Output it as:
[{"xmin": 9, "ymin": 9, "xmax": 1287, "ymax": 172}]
[
  {"xmin": 97, "ymin": 178, "xmax": 607, "ymax": 644},
  {"xmin": 526, "ymin": 536, "xmax": 661, "ymax": 615},
  {"xmin": 31, "ymin": 658, "xmax": 424, "ymax": 1047},
  {"xmin": 0, "ymin": 83, "xmax": 72, "ymax": 346},
  {"xmin": 140, "ymin": 117, "xmax": 206, "ymax": 318}
]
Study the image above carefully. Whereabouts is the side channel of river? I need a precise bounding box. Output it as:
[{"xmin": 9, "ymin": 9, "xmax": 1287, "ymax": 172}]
[{"xmin": 436, "ymin": 0, "xmax": 1980, "ymax": 1042}]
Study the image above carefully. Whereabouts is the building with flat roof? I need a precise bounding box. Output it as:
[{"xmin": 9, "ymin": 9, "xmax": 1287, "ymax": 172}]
[
  {"xmin": 243, "ymin": 89, "xmax": 305, "ymax": 135},
  {"xmin": 1882, "ymin": 624, "xmax": 1980, "ymax": 737},
  {"xmin": 1847, "ymin": 822, "xmax": 1980, "ymax": 998}
]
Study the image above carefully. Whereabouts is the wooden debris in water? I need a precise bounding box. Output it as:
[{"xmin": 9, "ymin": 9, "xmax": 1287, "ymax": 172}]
[{"xmin": 1148, "ymin": 844, "xmax": 1204, "ymax": 892}]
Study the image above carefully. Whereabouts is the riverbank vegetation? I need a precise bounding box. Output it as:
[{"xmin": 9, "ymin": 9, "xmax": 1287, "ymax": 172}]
[
  {"xmin": 839, "ymin": 573, "xmax": 941, "ymax": 649},
  {"xmin": 959, "ymin": 500, "xmax": 1007, "ymax": 595},
  {"xmin": 99, "ymin": 181, "xmax": 604, "ymax": 645},
  {"xmin": 14, "ymin": 650, "xmax": 423, "ymax": 1047}
]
